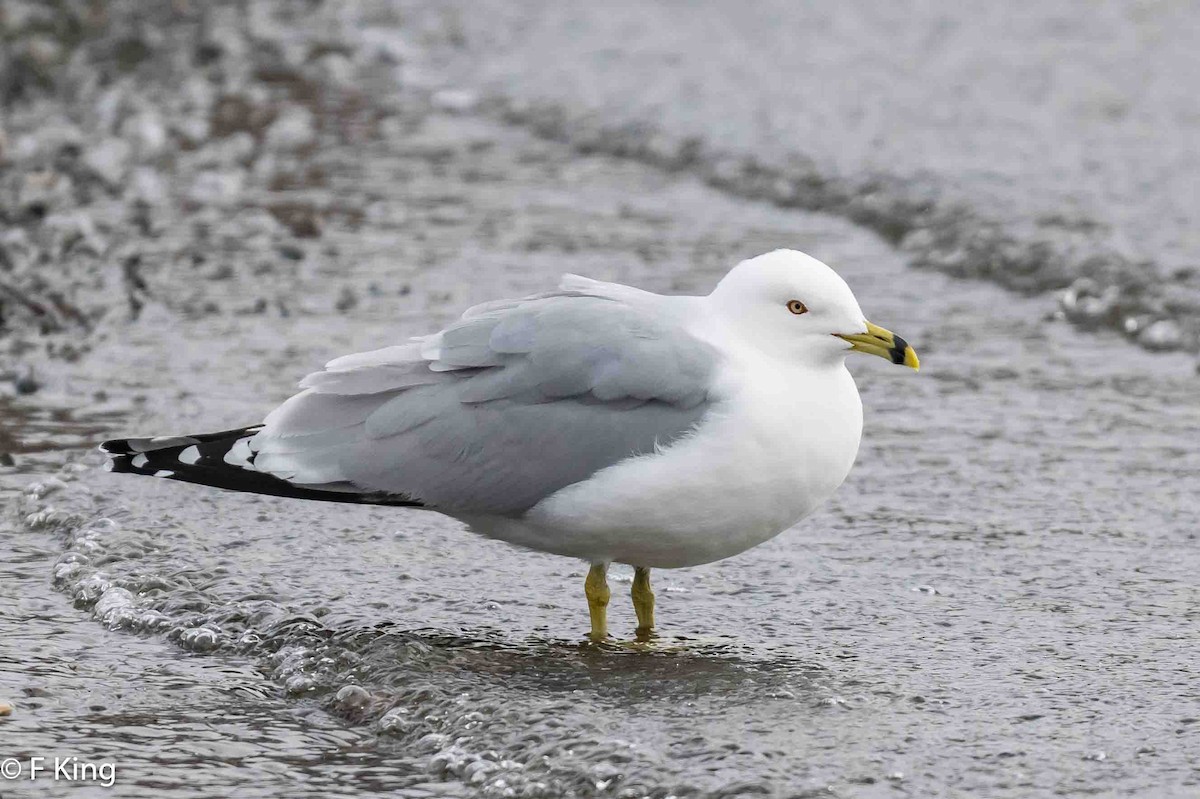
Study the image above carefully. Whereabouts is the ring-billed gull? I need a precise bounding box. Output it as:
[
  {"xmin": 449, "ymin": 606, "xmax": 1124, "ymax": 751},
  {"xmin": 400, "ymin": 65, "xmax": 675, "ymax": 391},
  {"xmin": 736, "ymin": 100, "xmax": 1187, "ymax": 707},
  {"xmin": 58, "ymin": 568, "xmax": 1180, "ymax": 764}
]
[{"xmin": 102, "ymin": 249, "xmax": 918, "ymax": 640}]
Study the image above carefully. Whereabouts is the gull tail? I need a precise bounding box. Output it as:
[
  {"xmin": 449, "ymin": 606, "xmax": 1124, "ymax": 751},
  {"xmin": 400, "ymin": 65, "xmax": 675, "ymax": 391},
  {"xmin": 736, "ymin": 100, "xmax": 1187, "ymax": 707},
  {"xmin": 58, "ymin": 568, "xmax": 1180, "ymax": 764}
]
[{"xmin": 99, "ymin": 426, "xmax": 422, "ymax": 507}]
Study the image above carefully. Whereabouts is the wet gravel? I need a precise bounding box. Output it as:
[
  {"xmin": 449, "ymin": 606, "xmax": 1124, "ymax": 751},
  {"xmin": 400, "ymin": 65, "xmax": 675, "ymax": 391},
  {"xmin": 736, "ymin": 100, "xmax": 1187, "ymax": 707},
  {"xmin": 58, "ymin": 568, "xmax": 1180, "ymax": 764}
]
[{"xmin": 2, "ymin": 2, "xmax": 1199, "ymax": 798}]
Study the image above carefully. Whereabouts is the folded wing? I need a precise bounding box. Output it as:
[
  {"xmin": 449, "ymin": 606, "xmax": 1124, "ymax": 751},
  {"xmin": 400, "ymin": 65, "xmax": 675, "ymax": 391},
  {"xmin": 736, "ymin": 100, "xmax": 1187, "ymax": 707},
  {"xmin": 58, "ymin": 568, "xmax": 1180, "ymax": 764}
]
[{"xmin": 247, "ymin": 279, "xmax": 720, "ymax": 515}]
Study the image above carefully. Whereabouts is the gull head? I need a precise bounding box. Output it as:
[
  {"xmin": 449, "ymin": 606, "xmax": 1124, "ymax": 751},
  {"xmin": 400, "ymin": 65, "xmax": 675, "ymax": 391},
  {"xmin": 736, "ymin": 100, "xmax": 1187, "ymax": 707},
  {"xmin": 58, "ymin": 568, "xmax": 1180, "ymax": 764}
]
[{"xmin": 710, "ymin": 249, "xmax": 919, "ymax": 371}]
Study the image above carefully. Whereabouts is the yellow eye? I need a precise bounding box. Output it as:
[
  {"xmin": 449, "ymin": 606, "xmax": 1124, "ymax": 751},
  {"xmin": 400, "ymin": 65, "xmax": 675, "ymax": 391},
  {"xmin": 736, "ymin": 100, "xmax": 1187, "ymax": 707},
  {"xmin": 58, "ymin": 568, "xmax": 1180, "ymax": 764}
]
[{"xmin": 786, "ymin": 299, "xmax": 808, "ymax": 315}]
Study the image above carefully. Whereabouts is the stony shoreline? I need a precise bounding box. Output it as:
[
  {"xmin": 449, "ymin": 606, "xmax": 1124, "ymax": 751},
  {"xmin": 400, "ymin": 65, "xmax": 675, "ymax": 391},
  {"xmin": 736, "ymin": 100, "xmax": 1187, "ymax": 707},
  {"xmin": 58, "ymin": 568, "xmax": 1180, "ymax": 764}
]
[
  {"xmin": 0, "ymin": 1, "xmax": 413, "ymax": 393},
  {"xmin": 1, "ymin": 0, "xmax": 1196, "ymax": 401}
]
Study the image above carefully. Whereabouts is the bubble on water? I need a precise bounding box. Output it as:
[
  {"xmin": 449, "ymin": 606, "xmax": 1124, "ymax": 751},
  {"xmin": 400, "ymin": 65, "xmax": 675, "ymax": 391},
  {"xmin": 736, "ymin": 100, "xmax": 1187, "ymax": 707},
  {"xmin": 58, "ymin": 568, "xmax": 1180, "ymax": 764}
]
[
  {"xmin": 57, "ymin": 551, "xmax": 91, "ymax": 566},
  {"xmin": 334, "ymin": 684, "xmax": 372, "ymax": 712},
  {"xmin": 76, "ymin": 573, "xmax": 112, "ymax": 604},
  {"xmin": 1059, "ymin": 279, "xmax": 1118, "ymax": 329},
  {"xmin": 26, "ymin": 477, "xmax": 69, "ymax": 499},
  {"xmin": 285, "ymin": 675, "xmax": 316, "ymax": 694},
  {"xmin": 1083, "ymin": 751, "xmax": 1107, "ymax": 762},
  {"xmin": 25, "ymin": 508, "xmax": 81, "ymax": 530},
  {"xmin": 463, "ymin": 758, "xmax": 499, "ymax": 785},
  {"xmin": 134, "ymin": 610, "xmax": 172, "ymax": 633},
  {"xmin": 237, "ymin": 631, "xmax": 263, "ymax": 648},
  {"xmin": 416, "ymin": 732, "xmax": 450, "ymax": 753},
  {"xmin": 427, "ymin": 743, "xmax": 513, "ymax": 787},
  {"xmin": 93, "ymin": 586, "xmax": 136, "ymax": 626},
  {"xmin": 53, "ymin": 561, "xmax": 84, "ymax": 582},
  {"xmin": 378, "ymin": 706, "xmax": 418, "ymax": 736},
  {"xmin": 175, "ymin": 626, "xmax": 224, "ymax": 653}
]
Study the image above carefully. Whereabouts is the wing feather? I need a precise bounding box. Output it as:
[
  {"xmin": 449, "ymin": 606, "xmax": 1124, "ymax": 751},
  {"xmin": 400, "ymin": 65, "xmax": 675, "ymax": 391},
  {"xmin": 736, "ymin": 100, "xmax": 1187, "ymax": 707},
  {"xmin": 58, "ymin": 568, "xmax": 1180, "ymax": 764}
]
[{"xmin": 247, "ymin": 278, "xmax": 720, "ymax": 515}]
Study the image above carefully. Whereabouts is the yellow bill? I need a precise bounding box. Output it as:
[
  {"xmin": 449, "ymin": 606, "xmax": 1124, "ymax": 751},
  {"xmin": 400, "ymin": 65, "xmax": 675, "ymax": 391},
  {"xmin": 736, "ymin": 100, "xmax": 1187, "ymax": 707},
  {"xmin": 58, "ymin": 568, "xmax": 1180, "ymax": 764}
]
[{"xmin": 835, "ymin": 321, "xmax": 919, "ymax": 371}]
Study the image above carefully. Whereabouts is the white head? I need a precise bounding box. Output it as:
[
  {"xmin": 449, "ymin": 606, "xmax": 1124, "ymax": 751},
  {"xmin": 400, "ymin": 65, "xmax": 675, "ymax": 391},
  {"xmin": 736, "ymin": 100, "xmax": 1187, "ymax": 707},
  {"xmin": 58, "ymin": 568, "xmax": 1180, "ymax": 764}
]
[{"xmin": 709, "ymin": 249, "xmax": 919, "ymax": 370}]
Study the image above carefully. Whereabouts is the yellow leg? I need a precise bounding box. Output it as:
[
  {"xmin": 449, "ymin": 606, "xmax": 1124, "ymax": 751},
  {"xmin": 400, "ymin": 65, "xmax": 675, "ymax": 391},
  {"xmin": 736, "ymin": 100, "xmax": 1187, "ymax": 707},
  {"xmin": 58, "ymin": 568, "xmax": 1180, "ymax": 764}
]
[
  {"xmin": 584, "ymin": 563, "xmax": 610, "ymax": 641},
  {"xmin": 632, "ymin": 566, "xmax": 655, "ymax": 638}
]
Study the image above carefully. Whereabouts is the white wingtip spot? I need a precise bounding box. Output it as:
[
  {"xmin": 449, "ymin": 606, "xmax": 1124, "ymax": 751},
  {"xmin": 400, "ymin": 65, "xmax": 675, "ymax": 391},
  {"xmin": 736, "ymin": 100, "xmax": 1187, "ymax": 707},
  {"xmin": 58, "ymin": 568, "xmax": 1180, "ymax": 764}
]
[
  {"xmin": 224, "ymin": 438, "xmax": 254, "ymax": 469},
  {"xmin": 153, "ymin": 470, "xmax": 175, "ymax": 478},
  {"xmin": 180, "ymin": 445, "xmax": 201, "ymax": 465},
  {"xmin": 132, "ymin": 454, "xmax": 149, "ymax": 469}
]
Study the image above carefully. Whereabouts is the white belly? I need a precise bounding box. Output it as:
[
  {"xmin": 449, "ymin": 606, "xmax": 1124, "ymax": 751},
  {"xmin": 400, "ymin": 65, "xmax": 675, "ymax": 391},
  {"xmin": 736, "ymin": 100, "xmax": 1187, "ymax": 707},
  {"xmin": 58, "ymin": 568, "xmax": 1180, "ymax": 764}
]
[{"xmin": 458, "ymin": 360, "xmax": 864, "ymax": 568}]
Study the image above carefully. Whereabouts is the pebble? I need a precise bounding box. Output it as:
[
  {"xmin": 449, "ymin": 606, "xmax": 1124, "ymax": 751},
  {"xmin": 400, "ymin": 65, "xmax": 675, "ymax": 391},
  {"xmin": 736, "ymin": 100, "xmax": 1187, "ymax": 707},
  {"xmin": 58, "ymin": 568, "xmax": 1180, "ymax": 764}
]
[
  {"xmin": 188, "ymin": 170, "xmax": 245, "ymax": 207},
  {"xmin": 18, "ymin": 170, "xmax": 72, "ymax": 216},
  {"xmin": 431, "ymin": 88, "xmax": 480, "ymax": 114},
  {"xmin": 25, "ymin": 35, "xmax": 64, "ymax": 68},
  {"xmin": 316, "ymin": 53, "xmax": 355, "ymax": 86},
  {"xmin": 1138, "ymin": 319, "xmax": 1183, "ymax": 352},
  {"xmin": 122, "ymin": 110, "xmax": 168, "ymax": 157},
  {"xmin": 1059, "ymin": 278, "xmax": 1120, "ymax": 329},
  {"xmin": 130, "ymin": 166, "xmax": 168, "ymax": 205},
  {"xmin": 14, "ymin": 367, "xmax": 39, "ymax": 395},
  {"xmin": 335, "ymin": 286, "xmax": 358, "ymax": 312},
  {"xmin": 82, "ymin": 137, "xmax": 133, "ymax": 188},
  {"xmin": 264, "ymin": 106, "xmax": 317, "ymax": 151}
]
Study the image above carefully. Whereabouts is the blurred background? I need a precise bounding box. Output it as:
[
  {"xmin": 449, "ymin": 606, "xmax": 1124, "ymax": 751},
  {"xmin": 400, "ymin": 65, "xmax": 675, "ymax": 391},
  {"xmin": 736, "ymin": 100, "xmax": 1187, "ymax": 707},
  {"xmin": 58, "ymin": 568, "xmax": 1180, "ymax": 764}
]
[{"xmin": 1, "ymin": 2, "xmax": 1197, "ymax": 798}]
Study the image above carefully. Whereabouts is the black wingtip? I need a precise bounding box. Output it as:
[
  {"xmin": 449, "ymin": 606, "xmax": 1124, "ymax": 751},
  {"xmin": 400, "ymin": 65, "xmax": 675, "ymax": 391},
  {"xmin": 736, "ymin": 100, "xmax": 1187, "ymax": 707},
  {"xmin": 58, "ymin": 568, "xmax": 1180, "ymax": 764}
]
[
  {"xmin": 100, "ymin": 426, "xmax": 423, "ymax": 508},
  {"xmin": 100, "ymin": 439, "xmax": 133, "ymax": 455}
]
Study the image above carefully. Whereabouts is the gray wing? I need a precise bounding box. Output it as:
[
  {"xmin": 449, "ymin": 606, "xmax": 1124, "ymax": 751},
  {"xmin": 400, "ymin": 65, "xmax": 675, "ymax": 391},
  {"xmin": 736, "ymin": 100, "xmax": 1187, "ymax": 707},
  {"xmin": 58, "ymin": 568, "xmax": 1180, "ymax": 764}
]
[{"xmin": 243, "ymin": 285, "xmax": 719, "ymax": 515}]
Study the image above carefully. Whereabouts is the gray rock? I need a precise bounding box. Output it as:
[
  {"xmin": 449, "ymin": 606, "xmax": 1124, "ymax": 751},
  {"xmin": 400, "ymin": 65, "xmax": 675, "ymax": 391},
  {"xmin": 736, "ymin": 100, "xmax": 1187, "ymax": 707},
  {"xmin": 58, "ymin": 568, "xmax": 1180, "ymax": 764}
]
[
  {"xmin": 17, "ymin": 170, "xmax": 72, "ymax": 216},
  {"xmin": 1138, "ymin": 319, "xmax": 1183, "ymax": 352},
  {"xmin": 188, "ymin": 170, "xmax": 245, "ymax": 207},
  {"xmin": 264, "ymin": 106, "xmax": 316, "ymax": 151},
  {"xmin": 193, "ymin": 132, "xmax": 256, "ymax": 169},
  {"xmin": 1059, "ymin": 278, "xmax": 1120, "ymax": 329},
  {"xmin": 13, "ymin": 122, "xmax": 84, "ymax": 162},
  {"xmin": 357, "ymin": 28, "xmax": 412, "ymax": 65},
  {"xmin": 14, "ymin": 367, "xmax": 39, "ymax": 395},
  {"xmin": 83, "ymin": 137, "xmax": 133, "ymax": 188},
  {"xmin": 24, "ymin": 35, "xmax": 64, "ymax": 68},
  {"xmin": 45, "ymin": 211, "xmax": 106, "ymax": 257},
  {"xmin": 431, "ymin": 88, "xmax": 479, "ymax": 114},
  {"xmin": 315, "ymin": 53, "xmax": 355, "ymax": 87},
  {"xmin": 122, "ymin": 110, "xmax": 168, "ymax": 157},
  {"xmin": 172, "ymin": 116, "xmax": 211, "ymax": 148},
  {"xmin": 93, "ymin": 85, "xmax": 128, "ymax": 135},
  {"xmin": 129, "ymin": 167, "xmax": 168, "ymax": 206},
  {"xmin": 335, "ymin": 286, "xmax": 358, "ymax": 312}
]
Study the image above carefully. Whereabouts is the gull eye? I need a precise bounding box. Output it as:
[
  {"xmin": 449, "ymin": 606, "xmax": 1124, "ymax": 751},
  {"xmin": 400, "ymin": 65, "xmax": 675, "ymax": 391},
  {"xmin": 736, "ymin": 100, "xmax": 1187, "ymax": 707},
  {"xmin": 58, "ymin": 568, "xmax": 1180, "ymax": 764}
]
[{"xmin": 786, "ymin": 299, "xmax": 808, "ymax": 315}]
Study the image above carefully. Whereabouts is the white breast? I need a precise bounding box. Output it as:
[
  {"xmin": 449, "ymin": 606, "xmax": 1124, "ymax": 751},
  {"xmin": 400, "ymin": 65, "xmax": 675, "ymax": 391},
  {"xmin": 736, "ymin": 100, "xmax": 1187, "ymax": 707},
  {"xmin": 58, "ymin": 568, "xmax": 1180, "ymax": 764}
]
[{"xmin": 486, "ymin": 354, "xmax": 864, "ymax": 568}]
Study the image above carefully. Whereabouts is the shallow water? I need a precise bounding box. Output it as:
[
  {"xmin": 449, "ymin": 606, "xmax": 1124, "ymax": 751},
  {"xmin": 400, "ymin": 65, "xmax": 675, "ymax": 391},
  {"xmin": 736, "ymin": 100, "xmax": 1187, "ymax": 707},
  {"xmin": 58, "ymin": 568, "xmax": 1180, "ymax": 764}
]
[
  {"xmin": 3, "ymin": 6, "xmax": 1200, "ymax": 798},
  {"xmin": 5, "ymin": 107, "xmax": 1200, "ymax": 797}
]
